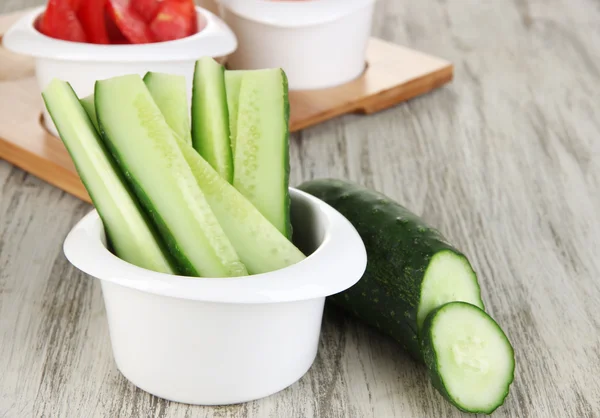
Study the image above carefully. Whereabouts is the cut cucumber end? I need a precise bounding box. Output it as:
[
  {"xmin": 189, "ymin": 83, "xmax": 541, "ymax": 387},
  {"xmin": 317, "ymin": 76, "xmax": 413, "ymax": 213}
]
[
  {"xmin": 417, "ymin": 250, "xmax": 484, "ymax": 330},
  {"xmin": 422, "ymin": 302, "xmax": 515, "ymax": 414}
]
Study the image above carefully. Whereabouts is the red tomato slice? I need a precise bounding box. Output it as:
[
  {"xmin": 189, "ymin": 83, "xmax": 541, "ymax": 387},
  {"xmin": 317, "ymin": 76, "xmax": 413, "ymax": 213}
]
[
  {"xmin": 104, "ymin": 9, "xmax": 129, "ymax": 44},
  {"xmin": 131, "ymin": 0, "xmax": 162, "ymax": 23},
  {"xmin": 77, "ymin": 0, "xmax": 110, "ymax": 44},
  {"xmin": 68, "ymin": 0, "xmax": 83, "ymax": 11},
  {"xmin": 40, "ymin": 0, "xmax": 87, "ymax": 43},
  {"xmin": 149, "ymin": 0, "xmax": 198, "ymax": 42},
  {"xmin": 106, "ymin": 0, "xmax": 155, "ymax": 43}
]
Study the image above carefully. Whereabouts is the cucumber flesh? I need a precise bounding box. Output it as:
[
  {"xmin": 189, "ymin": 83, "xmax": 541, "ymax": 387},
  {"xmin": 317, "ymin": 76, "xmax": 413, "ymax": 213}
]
[
  {"xmin": 95, "ymin": 74, "xmax": 247, "ymax": 278},
  {"xmin": 42, "ymin": 79, "xmax": 174, "ymax": 274},
  {"xmin": 234, "ymin": 69, "xmax": 292, "ymax": 238},
  {"xmin": 421, "ymin": 302, "xmax": 515, "ymax": 414},
  {"xmin": 191, "ymin": 57, "xmax": 233, "ymax": 183},
  {"xmin": 144, "ymin": 72, "xmax": 192, "ymax": 145},
  {"xmin": 418, "ymin": 250, "xmax": 484, "ymax": 330},
  {"xmin": 224, "ymin": 70, "xmax": 244, "ymax": 154},
  {"xmin": 80, "ymin": 94, "xmax": 99, "ymax": 132},
  {"xmin": 175, "ymin": 135, "xmax": 306, "ymax": 274},
  {"xmin": 147, "ymin": 71, "xmax": 305, "ymax": 273}
]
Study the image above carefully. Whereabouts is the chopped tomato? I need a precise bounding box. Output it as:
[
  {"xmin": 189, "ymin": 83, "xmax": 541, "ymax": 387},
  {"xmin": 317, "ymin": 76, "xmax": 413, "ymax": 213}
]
[
  {"xmin": 104, "ymin": 8, "xmax": 129, "ymax": 44},
  {"xmin": 40, "ymin": 0, "xmax": 87, "ymax": 43},
  {"xmin": 68, "ymin": 0, "xmax": 83, "ymax": 10},
  {"xmin": 77, "ymin": 0, "xmax": 110, "ymax": 44},
  {"xmin": 149, "ymin": 0, "xmax": 198, "ymax": 42},
  {"xmin": 106, "ymin": 0, "xmax": 155, "ymax": 44},
  {"xmin": 131, "ymin": 0, "xmax": 162, "ymax": 23}
]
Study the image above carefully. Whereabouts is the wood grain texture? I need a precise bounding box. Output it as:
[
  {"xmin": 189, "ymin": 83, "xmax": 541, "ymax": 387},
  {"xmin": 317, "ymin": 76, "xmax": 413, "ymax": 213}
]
[{"xmin": 1, "ymin": 0, "xmax": 600, "ymax": 417}]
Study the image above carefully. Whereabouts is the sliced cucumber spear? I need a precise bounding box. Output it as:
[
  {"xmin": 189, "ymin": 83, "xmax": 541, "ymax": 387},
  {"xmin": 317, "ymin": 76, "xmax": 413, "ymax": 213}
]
[
  {"xmin": 95, "ymin": 74, "xmax": 247, "ymax": 278},
  {"xmin": 177, "ymin": 137, "xmax": 305, "ymax": 274},
  {"xmin": 42, "ymin": 79, "xmax": 174, "ymax": 274},
  {"xmin": 191, "ymin": 57, "xmax": 234, "ymax": 183},
  {"xmin": 233, "ymin": 69, "xmax": 292, "ymax": 239},
  {"xmin": 80, "ymin": 94, "xmax": 99, "ymax": 132},
  {"xmin": 224, "ymin": 70, "xmax": 244, "ymax": 154},
  {"xmin": 143, "ymin": 72, "xmax": 192, "ymax": 145},
  {"xmin": 145, "ymin": 72, "xmax": 305, "ymax": 274},
  {"xmin": 421, "ymin": 302, "xmax": 515, "ymax": 414}
]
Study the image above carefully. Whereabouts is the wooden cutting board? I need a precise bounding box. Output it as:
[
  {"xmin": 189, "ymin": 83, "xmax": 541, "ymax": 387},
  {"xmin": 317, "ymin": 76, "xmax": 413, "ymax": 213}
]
[{"xmin": 0, "ymin": 9, "xmax": 453, "ymax": 203}]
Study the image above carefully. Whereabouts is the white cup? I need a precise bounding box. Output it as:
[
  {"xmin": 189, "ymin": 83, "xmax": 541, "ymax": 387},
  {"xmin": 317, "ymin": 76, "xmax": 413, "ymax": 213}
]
[
  {"xmin": 219, "ymin": 0, "xmax": 377, "ymax": 90},
  {"xmin": 63, "ymin": 188, "xmax": 367, "ymax": 405},
  {"xmin": 2, "ymin": 6, "xmax": 237, "ymax": 137}
]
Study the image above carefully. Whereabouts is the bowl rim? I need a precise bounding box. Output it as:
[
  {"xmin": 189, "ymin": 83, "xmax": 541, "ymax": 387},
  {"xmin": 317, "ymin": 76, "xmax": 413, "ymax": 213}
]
[
  {"xmin": 221, "ymin": 0, "xmax": 377, "ymax": 28},
  {"xmin": 1, "ymin": 6, "xmax": 237, "ymax": 62},
  {"xmin": 63, "ymin": 188, "xmax": 367, "ymax": 304}
]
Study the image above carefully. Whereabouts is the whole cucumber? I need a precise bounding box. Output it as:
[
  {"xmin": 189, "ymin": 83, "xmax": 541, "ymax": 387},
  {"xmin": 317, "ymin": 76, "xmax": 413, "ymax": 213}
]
[{"xmin": 299, "ymin": 179, "xmax": 484, "ymax": 360}]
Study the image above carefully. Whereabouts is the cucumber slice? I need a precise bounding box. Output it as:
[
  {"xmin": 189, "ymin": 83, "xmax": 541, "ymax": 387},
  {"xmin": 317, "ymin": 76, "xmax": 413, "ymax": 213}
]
[
  {"xmin": 95, "ymin": 74, "xmax": 247, "ymax": 278},
  {"xmin": 143, "ymin": 72, "xmax": 192, "ymax": 145},
  {"xmin": 224, "ymin": 70, "xmax": 244, "ymax": 154},
  {"xmin": 417, "ymin": 250, "xmax": 484, "ymax": 330},
  {"xmin": 176, "ymin": 136, "xmax": 306, "ymax": 274},
  {"xmin": 191, "ymin": 57, "xmax": 233, "ymax": 183},
  {"xmin": 233, "ymin": 69, "xmax": 292, "ymax": 238},
  {"xmin": 42, "ymin": 79, "xmax": 174, "ymax": 274},
  {"xmin": 146, "ymin": 71, "xmax": 304, "ymax": 273},
  {"xmin": 80, "ymin": 94, "xmax": 99, "ymax": 132},
  {"xmin": 421, "ymin": 302, "xmax": 515, "ymax": 414}
]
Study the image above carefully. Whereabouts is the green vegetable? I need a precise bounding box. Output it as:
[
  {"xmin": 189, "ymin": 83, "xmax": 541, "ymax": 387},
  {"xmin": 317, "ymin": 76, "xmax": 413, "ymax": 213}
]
[
  {"xmin": 191, "ymin": 57, "xmax": 233, "ymax": 182},
  {"xmin": 298, "ymin": 179, "xmax": 484, "ymax": 360},
  {"xmin": 421, "ymin": 302, "xmax": 515, "ymax": 414},
  {"xmin": 224, "ymin": 70, "xmax": 244, "ymax": 154},
  {"xmin": 95, "ymin": 74, "xmax": 247, "ymax": 277},
  {"xmin": 144, "ymin": 72, "xmax": 192, "ymax": 145},
  {"xmin": 146, "ymin": 72, "xmax": 306, "ymax": 274},
  {"xmin": 42, "ymin": 79, "xmax": 174, "ymax": 274},
  {"xmin": 233, "ymin": 69, "xmax": 292, "ymax": 238},
  {"xmin": 80, "ymin": 94, "xmax": 99, "ymax": 131}
]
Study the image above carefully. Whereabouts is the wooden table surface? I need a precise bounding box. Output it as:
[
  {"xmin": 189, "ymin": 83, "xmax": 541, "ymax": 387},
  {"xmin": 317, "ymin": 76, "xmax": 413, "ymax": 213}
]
[{"xmin": 1, "ymin": 0, "xmax": 599, "ymax": 417}]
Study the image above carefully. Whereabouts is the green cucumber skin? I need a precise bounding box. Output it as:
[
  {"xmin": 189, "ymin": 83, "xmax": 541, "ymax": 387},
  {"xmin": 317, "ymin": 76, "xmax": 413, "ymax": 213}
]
[
  {"xmin": 191, "ymin": 58, "xmax": 234, "ymax": 183},
  {"xmin": 281, "ymin": 72, "xmax": 292, "ymax": 240},
  {"xmin": 298, "ymin": 179, "xmax": 482, "ymax": 361},
  {"xmin": 421, "ymin": 302, "xmax": 515, "ymax": 414}
]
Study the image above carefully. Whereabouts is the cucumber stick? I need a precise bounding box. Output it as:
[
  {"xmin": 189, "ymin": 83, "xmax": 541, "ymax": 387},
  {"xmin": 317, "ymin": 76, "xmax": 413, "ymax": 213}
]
[
  {"xmin": 191, "ymin": 57, "xmax": 233, "ymax": 183},
  {"xmin": 234, "ymin": 69, "xmax": 292, "ymax": 239},
  {"xmin": 80, "ymin": 94, "xmax": 99, "ymax": 132},
  {"xmin": 143, "ymin": 72, "xmax": 192, "ymax": 145},
  {"xmin": 42, "ymin": 79, "xmax": 174, "ymax": 274},
  {"xmin": 421, "ymin": 302, "xmax": 515, "ymax": 414},
  {"xmin": 224, "ymin": 70, "xmax": 244, "ymax": 154},
  {"xmin": 177, "ymin": 137, "xmax": 305, "ymax": 274},
  {"xmin": 95, "ymin": 74, "xmax": 247, "ymax": 278},
  {"xmin": 298, "ymin": 179, "xmax": 484, "ymax": 360},
  {"xmin": 145, "ymin": 72, "xmax": 305, "ymax": 273}
]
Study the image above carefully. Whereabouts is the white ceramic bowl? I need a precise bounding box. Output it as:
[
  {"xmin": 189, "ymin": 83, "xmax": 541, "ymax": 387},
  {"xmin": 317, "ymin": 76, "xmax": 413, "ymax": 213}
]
[
  {"xmin": 2, "ymin": 6, "xmax": 237, "ymax": 137},
  {"xmin": 63, "ymin": 188, "xmax": 367, "ymax": 405},
  {"xmin": 219, "ymin": 0, "xmax": 376, "ymax": 90}
]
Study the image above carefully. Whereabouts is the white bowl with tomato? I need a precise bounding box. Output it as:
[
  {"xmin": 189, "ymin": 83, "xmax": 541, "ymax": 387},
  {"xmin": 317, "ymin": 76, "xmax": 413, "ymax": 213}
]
[{"xmin": 2, "ymin": 0, "xmax": 237, "ymax": 137}]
